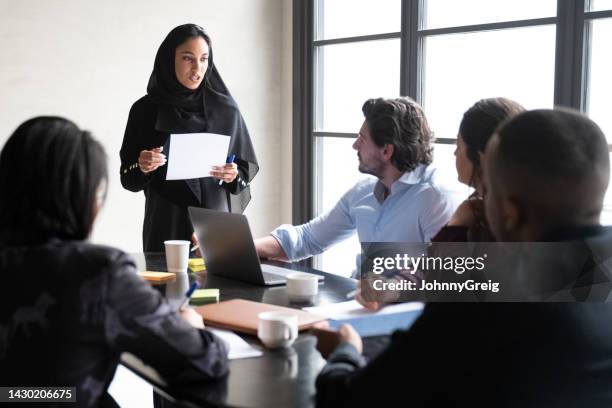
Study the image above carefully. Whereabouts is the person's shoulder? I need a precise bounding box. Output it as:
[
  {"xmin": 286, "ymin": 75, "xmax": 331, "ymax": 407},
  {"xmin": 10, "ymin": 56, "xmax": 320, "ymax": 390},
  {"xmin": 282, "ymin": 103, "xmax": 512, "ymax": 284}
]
[
  {"xmin": 339, "ymin": 176, "xmax": 378, "ymax": 201},
  {"xmin": 50, "ymin": 241, "xmax": 136, "ymax": 277},
  {"xmin": 418, "ymin": 164, "xmax": 444, "ymax": 189},
  {"xmin": 352, "ymin": 176, "xmax": 378, "ymax": 191},
  {"xmin": 447, "ymin": 199, "xmax": 476, "ymax": 227},
  {"xmin": 414, "ymin": 165, "xmax": 458, "ymax": 198},
  {"xmin": 402, "ymin": 166, "xmax": 444, "ymax": 200},
  {"xmin": 132, "ymin": 94, "xmax": 153, "ymax": 107},
  {"xmin": 74, "ymin": 242, "xmax": 133, "ymax": 264},
  {"xmin": 129, "ymin": 95, "xmax": 157, "ymax": 116},
  {"xmin": 125, "ymin": 96, "xmax": 157, "ymax": 132}
]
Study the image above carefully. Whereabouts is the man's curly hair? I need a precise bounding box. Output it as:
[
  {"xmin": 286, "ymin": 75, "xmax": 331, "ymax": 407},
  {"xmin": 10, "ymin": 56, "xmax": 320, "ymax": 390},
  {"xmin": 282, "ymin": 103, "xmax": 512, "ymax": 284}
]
[{"xmin": 362, "ymin": 97, "xmax": 434, "ymax": 172}]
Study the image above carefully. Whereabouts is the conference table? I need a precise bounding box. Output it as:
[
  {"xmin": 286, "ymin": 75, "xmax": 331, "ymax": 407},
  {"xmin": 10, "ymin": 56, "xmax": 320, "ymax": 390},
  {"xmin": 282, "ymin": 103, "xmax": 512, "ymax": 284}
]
[{"xmin": 121, "ymin": 253, "xmax": 397, "ymax": 408}]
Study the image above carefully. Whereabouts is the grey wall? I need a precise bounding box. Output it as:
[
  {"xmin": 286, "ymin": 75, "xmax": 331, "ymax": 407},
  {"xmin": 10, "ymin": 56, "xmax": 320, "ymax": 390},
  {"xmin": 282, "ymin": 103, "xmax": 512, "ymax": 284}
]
[{"xmin": 0, "ymin": 0, "xmax": 293, "ymax": 252}]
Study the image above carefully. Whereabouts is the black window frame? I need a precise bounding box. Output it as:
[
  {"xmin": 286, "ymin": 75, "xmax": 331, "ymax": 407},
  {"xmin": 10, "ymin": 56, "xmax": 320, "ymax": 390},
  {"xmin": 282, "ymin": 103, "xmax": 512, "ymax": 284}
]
[{"xmin": 293, "ymin": 0, "xmax": 612, "ymax": 225}]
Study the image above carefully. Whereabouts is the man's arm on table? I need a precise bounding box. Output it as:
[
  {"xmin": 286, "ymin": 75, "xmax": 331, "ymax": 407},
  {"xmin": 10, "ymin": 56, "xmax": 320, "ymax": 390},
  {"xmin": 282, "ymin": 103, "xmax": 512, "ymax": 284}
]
[
  {"xmin": 255, "ymin": 186, "xmax": 358, "ymax": 262},
  {"xmin": 255, "ymin": 235, "xmax": 288, "ymax": 261}
]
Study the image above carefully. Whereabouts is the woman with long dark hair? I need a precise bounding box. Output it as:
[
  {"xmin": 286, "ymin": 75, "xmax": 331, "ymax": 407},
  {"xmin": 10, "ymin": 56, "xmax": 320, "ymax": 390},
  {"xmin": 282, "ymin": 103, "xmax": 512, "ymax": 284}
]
[
  {"xmin": 120, "ymin": 24, "xmax": 258, "ymax": 251},
  {"xmin": 0, "ymin": 117, "xmax": 228, "ymax": 407},
  {"xmin": 432, "ymin": 97, "xmax": 525, "ymax": 241}
]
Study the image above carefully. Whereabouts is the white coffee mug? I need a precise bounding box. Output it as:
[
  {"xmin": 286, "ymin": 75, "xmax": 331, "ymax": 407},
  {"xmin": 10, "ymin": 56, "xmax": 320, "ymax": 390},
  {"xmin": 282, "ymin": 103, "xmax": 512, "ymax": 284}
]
[
  {"xmin": 257, "ymin": 311, "xmax": 298, "ymax": 349},
  {"xmin": 164, "ymin": 240, "xmax": 190, "ymax": 273},
  {"xmin": 286, "ymin": 273, "xmax": 319, "ymax": 303}
]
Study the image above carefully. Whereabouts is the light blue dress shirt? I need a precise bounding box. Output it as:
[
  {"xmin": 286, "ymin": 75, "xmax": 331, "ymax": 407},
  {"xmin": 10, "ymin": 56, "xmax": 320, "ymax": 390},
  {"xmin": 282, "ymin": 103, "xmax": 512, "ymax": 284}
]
[{"xmin": 272, "ymin": 164, "xmax": 459, "ymax": 266}]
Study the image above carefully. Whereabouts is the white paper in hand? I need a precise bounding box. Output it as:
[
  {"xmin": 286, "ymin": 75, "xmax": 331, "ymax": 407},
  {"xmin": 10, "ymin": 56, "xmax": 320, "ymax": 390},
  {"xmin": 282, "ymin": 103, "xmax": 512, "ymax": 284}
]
[{"xmin": 165, "ymin": 133, "xmax": 231, "ymax": 180}]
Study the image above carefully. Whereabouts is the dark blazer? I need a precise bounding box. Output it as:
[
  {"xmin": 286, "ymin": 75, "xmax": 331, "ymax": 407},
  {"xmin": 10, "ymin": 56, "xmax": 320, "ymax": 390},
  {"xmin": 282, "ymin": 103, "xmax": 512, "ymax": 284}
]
[
  {"xmin": 316, "ymin": 228, "xmax": 612, "ymax": 407},
  {"xmin": 120, "ymin": 95, "xmax": 252, "ymax": 251},
  {"xmin": 0, "ymin": 240, "xmax": 228, "ymax": 407},
  {"xmin": 317, "ymin": 303, "xmax": 612, "ymax": 407}
]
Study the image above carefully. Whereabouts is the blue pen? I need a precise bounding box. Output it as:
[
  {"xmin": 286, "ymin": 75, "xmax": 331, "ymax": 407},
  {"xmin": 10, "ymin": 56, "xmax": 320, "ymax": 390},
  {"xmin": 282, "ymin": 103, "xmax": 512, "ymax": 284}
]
[
  {"xmin": 218, "ymin": 154, "xmax": 236, "ymax": 186},
  {"xmin": 179, "ymin": 281, "xmax": 200, "ymax": 310}
]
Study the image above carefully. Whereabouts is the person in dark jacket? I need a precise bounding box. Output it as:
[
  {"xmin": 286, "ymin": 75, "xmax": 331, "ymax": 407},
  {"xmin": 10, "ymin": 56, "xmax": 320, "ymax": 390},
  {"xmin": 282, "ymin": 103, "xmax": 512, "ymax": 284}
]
[
  {"xmin": 0, "ymin": 117, "xmax": 229, "ymax": 407},
  {"xmin": 313, "ymin": 109, "xmax": 612, "ymax": 407},
  {"xmin": 120, "ymin": 24, "xmax": 258, "ymax": 251}
]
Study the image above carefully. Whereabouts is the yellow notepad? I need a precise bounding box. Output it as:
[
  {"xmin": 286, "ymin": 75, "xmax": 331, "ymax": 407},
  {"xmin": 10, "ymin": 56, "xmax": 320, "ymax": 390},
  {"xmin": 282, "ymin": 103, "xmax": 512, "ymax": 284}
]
[
  {"xmin": 188, "ymin": 258, "xmax": 206, "ymax": 272},
  {"xmin": 138, "ymin": 271, "xmax": 176, "ymax": 285},
  {"xmin": 190, "ymin": 289, "xmax": 219, "ymax": 305}
]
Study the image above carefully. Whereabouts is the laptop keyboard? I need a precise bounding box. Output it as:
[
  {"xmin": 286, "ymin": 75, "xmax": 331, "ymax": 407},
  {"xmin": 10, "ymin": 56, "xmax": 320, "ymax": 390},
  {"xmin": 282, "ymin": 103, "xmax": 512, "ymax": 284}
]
[
  {"xmin": 260, "ymin": 264, "xmax": 324, "ymax": 280},
  {"xmin": 262, "ymin": 271, "xmax": 285, "ymax": 281}
]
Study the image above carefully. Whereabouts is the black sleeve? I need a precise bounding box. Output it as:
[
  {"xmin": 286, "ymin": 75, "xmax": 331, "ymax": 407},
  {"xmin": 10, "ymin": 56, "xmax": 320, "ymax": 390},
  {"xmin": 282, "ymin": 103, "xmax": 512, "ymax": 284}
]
[
  {"xmin": 119, "ymin": 102, "xmax": 155, "ymax": 193},
  {"xmin": 103, "ymin": 253, "xmax": 229, "ymax": 382},
  {"xmin": 315, "ymin": 305, "xmax": 455, "ymax": 408},
  {"xmin": 315, "ymin": 342, "xmax": 366, "ymax": 406},
  {"xmin": 315, "ymin": 335, "xmax": 419, "ymax": 407}
]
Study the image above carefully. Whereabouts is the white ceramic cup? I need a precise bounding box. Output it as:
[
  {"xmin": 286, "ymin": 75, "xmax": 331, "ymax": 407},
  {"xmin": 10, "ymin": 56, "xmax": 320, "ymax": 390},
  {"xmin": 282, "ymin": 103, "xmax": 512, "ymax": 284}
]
[
  {"xmin": 164, "ymin": 240, "xmax": 190, "ymax": 273},
  {"xmin": 257, "ymin": 311, "xmax": 298, "ymax": 349},
  {"xmin": 286, "ymin": 273, "xmax": 319, "ymax": 303}
]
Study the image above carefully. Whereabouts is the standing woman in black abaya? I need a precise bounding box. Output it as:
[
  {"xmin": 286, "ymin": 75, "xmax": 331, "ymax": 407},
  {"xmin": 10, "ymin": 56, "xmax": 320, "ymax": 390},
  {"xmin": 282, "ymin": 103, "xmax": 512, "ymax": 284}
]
[{"xmin": 120, "ymin": 24, "xmax": 258, "ymax": 251}]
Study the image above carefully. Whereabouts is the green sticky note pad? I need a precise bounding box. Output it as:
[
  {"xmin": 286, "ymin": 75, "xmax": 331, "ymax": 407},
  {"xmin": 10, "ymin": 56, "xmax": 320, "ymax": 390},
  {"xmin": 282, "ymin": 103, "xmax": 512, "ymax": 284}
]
[{"xmin": 190, "ymin": 289, "xmax": 219, "ymax": 305}]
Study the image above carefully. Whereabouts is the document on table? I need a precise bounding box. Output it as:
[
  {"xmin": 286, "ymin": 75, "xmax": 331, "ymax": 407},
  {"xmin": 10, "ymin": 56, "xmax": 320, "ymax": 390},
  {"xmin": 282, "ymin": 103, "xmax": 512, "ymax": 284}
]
[
  {"xmin": 165, "ymin": 133, "xmax": 231, "ymax": 180},
  {"xmin": 209, "ymin": 328, "xmax": 263, "ymax": 360},
  {"xmin": 304, "ymin": 300, "xmax": 424, "ymax": 320}
]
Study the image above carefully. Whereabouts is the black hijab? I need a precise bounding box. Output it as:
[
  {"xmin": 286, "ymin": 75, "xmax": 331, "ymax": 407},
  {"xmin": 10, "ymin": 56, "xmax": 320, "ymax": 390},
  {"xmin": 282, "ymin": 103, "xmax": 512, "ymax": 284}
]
[{"xmin": 146, "ymin": 24, "xmax": 258, "ymax": 213}]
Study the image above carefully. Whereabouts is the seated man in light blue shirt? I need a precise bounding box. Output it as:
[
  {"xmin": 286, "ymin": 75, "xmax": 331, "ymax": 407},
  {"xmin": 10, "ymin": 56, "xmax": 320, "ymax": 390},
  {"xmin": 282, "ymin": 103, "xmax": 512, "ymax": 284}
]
[{"xmin": 255, "ymin": 97, "xmax": 457, "ymax": 275}]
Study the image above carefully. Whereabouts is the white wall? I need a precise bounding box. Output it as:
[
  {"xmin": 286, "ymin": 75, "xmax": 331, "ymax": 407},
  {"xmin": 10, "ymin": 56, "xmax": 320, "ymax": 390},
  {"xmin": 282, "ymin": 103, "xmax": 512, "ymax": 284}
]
[{"xmin": 0, "ymin": 0, "xmax": 293, "ymax": 252}]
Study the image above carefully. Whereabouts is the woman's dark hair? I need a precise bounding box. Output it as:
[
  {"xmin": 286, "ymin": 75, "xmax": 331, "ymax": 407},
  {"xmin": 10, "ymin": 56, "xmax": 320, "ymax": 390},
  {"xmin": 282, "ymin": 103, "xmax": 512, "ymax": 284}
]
[
  {"xmin": 170, "ymin": 23, "xmax": 212, "ymax": 48},
  {"xmin": 362, "ymin": 97, "xmax": 434, "ymax": 172},
  {"xmin": 459, "ymin": 97, "xmax": 525, "ymax": 187},
  {"xmin": 0, "ymin": 117, "xmax": 107, "ymax": 244}
]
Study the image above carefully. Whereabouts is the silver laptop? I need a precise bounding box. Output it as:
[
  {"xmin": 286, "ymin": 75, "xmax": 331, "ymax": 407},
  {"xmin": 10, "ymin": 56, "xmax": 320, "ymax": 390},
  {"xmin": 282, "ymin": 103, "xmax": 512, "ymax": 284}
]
[{"xmin": 188, "ymin": 207, "xmax": 324, "ymax": 286}]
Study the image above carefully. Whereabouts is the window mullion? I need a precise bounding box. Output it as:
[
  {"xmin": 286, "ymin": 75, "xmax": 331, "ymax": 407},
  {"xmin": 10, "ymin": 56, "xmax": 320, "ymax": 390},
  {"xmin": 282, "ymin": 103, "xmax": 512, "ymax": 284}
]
[
  {"xmin": 401, "ymin": 0, "xmax": 421, "ymax": 101},
  {"xmin": 292, "ymin": 0, "xmax": 315, "ymax": 225},
  {"xmin": 554, "ymin": 0, "xmax": 587, "ymax": 110}
]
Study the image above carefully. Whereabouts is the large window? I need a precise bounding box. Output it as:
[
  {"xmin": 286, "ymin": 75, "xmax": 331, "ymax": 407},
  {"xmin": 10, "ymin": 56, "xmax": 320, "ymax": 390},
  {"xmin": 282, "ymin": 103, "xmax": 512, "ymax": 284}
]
[
  {"xmin": 423, "ymin": 0, "xmax": 557, "ymax": 28},
  {"xmin": 420, "ymin": 3, "xmax": 557, "ymax": 197},
  {"xmin": 585, "ymin": 5, "xmax": 612, "ymax": 223},
  {"xmin": 586, "ymin": 17, "xmax": 612, "ymax": 141},
  {"xmin": 295, "ymin": 0, "xmax": 612, "ymax": 276},
  {"xmin": 590, "ymin": 0, "xmax": 612, "ymax": 11},
  {"xmin": 315, "ymin": 40, "xmax": 401, "ymax": 133},
  {"xmin": 422, "ymin": 26, "xmax": 556, "ymax": 142}
]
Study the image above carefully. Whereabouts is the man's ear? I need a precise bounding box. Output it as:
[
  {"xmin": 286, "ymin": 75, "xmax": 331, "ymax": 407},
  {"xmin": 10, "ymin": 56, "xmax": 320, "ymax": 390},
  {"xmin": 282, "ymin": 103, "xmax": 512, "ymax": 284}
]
[
  {"xmin": 501, "ymin": 196, "xmax": 522, "ymax": 234},
  {"xmin": 382, "ymin": 144, "xmax": 394, "ymax": 161},
  {"xmin": 478, "ymin": 151, "xmax": 485, "ymax": 165}
]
